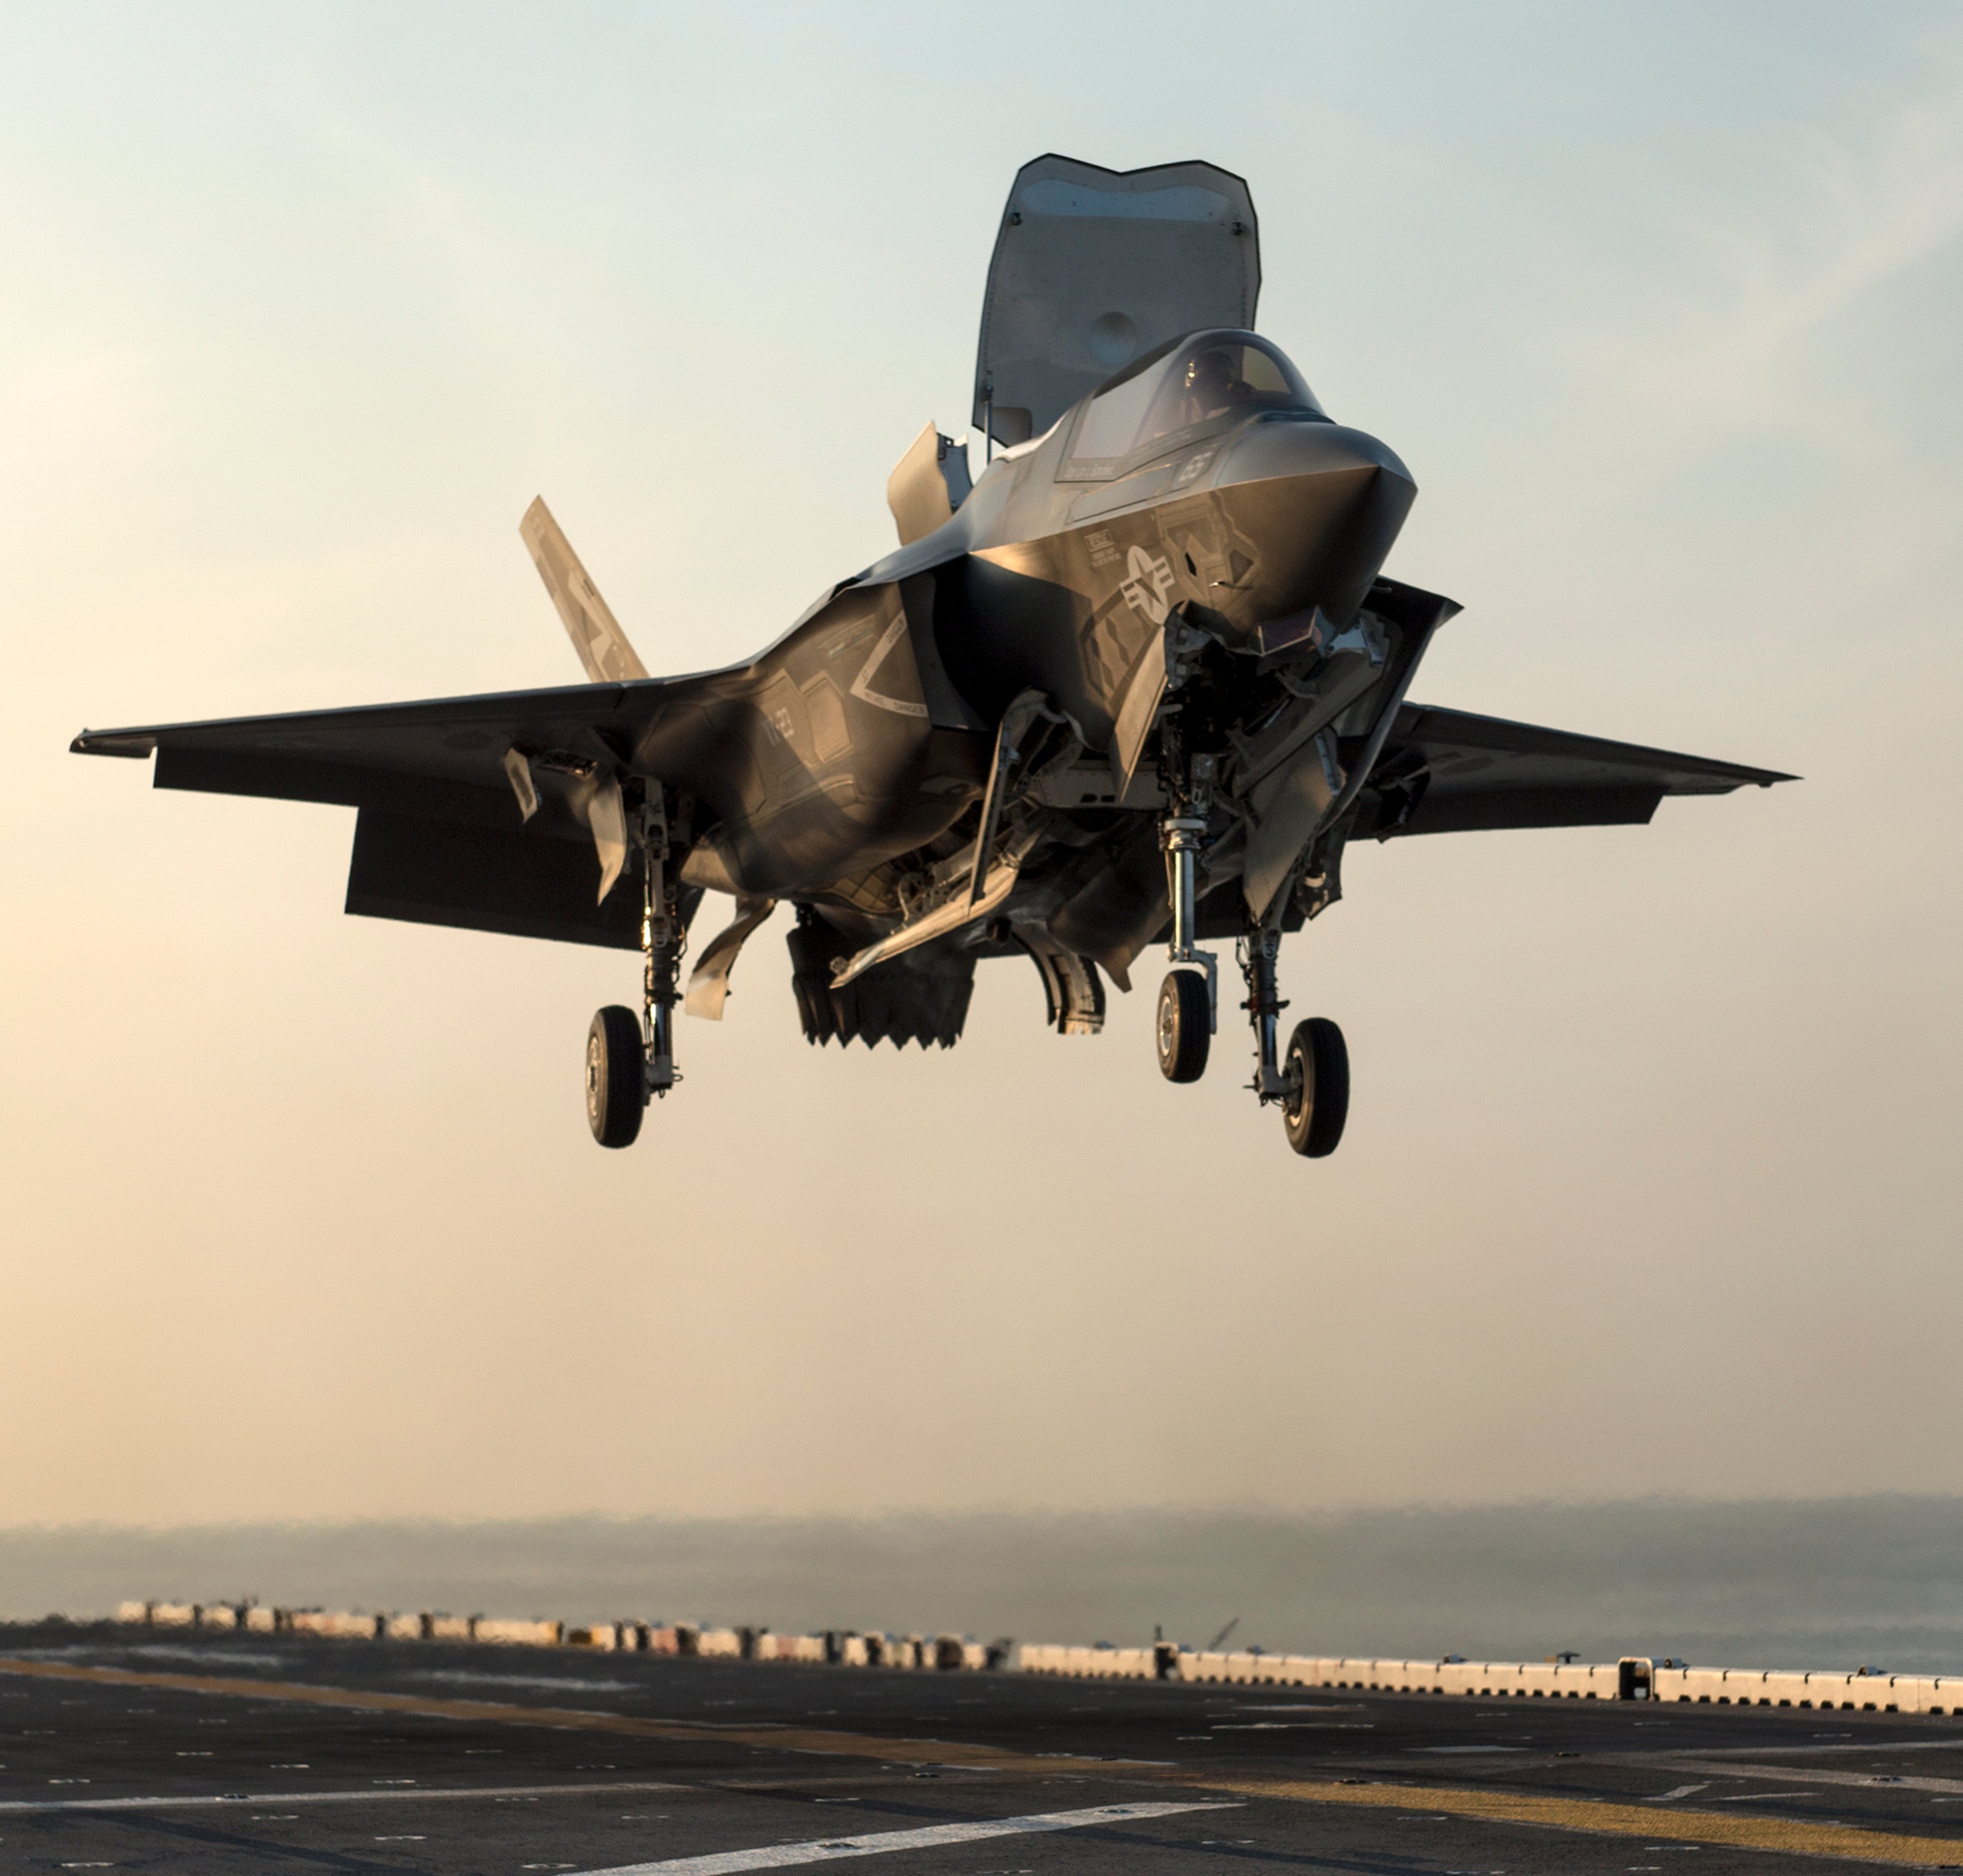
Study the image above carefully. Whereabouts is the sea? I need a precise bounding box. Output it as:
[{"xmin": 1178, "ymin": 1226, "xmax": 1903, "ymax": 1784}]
[{"xmin": 3, "ymin": 1497, "xmax": 1958, "ymax": 1674}]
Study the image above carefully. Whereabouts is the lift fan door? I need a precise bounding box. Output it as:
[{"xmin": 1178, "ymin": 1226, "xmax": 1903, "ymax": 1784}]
[{"xmin": 972, "ymin": 154, "xmax": 1260, "ymax": 449}]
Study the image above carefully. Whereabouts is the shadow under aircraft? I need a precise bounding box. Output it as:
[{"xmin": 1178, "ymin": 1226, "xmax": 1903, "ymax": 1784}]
[{"xmin": 73, "ymin": 154, "xmax": 1794, "ymax": 1155}]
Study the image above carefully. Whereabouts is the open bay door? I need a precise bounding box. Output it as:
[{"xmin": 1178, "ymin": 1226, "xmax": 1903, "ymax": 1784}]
[{"xmin": 973, "ymin": 154, "xmax": 1261, "ymax": 448}]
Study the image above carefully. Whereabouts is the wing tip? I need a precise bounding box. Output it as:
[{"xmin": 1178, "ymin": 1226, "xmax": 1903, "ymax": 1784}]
[
  {"xmin": 72, "ymin": 729, "xmax": 156, "ymax": 759},
  {"xmin": 1674, "ymin": 766, "xmax": 1799, "ymax": 792},
  {"xmin": 1699, "ymin": 766, "xmax": 1799, "ymax": 791}
]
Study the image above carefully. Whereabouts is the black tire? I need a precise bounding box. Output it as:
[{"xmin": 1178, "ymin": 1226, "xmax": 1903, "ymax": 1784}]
[
  {"xmin": 1282, "ymin": 1017, "xmax": 1349, "ymax": 1157},
  {"xmin": 586, "ymin": 1005, "xmax": 644, "ymax": 1149},
  {"xmin": 1156, "ymin": 970, "xmax": 1211, "ymax": 1083}
]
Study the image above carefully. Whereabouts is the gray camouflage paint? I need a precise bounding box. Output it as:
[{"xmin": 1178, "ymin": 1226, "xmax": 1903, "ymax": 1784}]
[{"xmin": 70, "ymin": 157, "xmax": 1791, "ymax": 1054}]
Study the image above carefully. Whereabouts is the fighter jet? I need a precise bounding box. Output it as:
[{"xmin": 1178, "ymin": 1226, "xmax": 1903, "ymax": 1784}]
[{"xmin": 72, "ymin": 155, "xmax": 1792, "ymax": 1155}]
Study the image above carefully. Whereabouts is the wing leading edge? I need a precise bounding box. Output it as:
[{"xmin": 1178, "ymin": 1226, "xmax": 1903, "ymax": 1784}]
[{"xmin": 71, "ymin": 676, "xmax": 706, "ymax": 815}]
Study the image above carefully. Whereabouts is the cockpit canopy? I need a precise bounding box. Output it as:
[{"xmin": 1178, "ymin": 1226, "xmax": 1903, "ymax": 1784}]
[{"xmin": 1060, "ymin": 331, "xmax": 1323, "ymax": 481}]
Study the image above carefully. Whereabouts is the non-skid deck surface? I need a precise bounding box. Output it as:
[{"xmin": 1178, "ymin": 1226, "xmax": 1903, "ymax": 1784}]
[{"xmin": 4, "ymin": 1623, "xmax": 1962, "ymax": 1873}]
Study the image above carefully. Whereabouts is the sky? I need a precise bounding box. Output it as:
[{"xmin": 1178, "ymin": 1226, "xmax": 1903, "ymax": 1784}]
[{"xmin": 2, "ymin": 0, "xmax": 1959, "ymax": 1529}]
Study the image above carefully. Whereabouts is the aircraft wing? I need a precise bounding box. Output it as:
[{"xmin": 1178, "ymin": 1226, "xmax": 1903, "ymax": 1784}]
[
  {"xmin": 66, "ymin": 675, "xmax": 739, "ymax": 810},
  {"xmin": 71, "ymin": 675, "xmax": 736, "ymax": 951},
  {"xmin": 1359, "ymin": 703, "xmax": 1796, "ymax": 838}
]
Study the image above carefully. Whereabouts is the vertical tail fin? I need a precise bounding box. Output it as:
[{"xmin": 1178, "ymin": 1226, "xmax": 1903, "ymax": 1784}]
[{"xmin": 520, "ymin": 497, "xmax": 650, "ymax": 684}]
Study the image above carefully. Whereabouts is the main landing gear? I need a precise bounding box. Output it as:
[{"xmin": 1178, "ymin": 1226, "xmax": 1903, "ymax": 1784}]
[
  {"xmin": 587, "ymin": 784, "xmax": 684, "ymax": 1149},
  {"xmin": 1154, "ymin": 764, "xmax": 1350, "ymax": 1158},
  {"xmin": 586, "ymin": 1005, "xmax": 644, "ymax": 1148}
]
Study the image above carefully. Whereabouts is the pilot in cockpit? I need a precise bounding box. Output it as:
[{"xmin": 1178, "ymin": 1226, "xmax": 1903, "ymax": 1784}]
[
  {"xmin": 1070, "ymin": 333, "xmax": 1325, "ymax": 468},
  {"xmin": 1177, "ymin": 347, "xmax": 1256, "ymax": 426}
]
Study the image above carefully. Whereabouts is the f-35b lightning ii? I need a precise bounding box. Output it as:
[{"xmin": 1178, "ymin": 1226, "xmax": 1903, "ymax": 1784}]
[{"xmin": 73, "ymin": 155, "xmax": 1792, "ymax": 1155}]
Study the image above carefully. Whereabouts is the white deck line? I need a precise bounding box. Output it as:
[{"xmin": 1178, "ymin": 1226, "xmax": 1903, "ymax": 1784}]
[
  {"xmin": 1641, "ymin": 1759, "xmax": 1963, "ymax": 1795},
  {"xmin": 0, "ymin": 1779, "xmax": 687, "ymax": 1814},
  {"xmin": 568, "ymin": 1801, "xmax": 1236, "ymax": 1876}
]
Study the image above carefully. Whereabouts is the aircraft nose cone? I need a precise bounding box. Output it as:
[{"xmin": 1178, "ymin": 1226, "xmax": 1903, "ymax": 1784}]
[
  {"xmin": 1214, "ymin": 417, "xmax": 1414, "ymax": 493},
  {"xmin": 1211, "ymin": 420, "xmax": 1418, "ymax": 626}
]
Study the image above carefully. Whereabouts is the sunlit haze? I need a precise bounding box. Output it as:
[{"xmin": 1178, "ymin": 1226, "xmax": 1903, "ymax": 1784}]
[{"xmin": 4, "ymin": 1, "xmax": 1959, "ymax": 1531}]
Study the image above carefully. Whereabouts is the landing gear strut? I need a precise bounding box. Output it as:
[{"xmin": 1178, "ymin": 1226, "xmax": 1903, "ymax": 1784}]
[
  {"xmin": 587, "ymin": 782, "xmax": 685, "ymax": 1149},
  {"xmin": 1241, "ymin": 907, "xmax": 1348, "ymax": 1158},
  {"xmin": 1147, "ymin": 742, "xmax": 1355, "ymax": 1153},
  {"xmin": 1243, "ymin": 928, "xmax": 1287, "ymax": 1100},
  {"xmin": 1156, "ymin": 756, "xmax": 1217, "ymax": 1084}
]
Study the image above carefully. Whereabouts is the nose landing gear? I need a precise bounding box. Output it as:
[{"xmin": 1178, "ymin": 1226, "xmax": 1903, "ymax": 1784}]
[{"xmin": 1156, "ymin": 760, "xmax": 1218, "ymax": 1084}]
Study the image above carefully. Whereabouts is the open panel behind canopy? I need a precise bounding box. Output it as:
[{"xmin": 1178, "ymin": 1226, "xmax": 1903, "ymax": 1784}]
[{"xmin": 972, "ymin": 154, "xmax": 1260, "ymax": 448}]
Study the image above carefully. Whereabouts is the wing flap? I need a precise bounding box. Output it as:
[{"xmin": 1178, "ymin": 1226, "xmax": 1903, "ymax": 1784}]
[{"xmin": 345, "ymin": 809, "xmax": 644, "ymax": 951}]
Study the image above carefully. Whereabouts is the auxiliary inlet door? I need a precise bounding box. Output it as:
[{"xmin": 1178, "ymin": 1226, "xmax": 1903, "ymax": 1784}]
[{"xmin": 973, "ymin": 154, "xmax": 1260, "ymax": 448}]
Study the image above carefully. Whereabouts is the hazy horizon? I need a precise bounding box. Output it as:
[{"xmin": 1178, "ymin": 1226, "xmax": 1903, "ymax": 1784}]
[{"xmin": 8, "ymin": 1494, "xmax": 1963, "ymax": 1676}]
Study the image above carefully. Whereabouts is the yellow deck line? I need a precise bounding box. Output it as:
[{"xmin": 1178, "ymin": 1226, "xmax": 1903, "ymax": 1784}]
[
  {"xmin": 9, "ymin": 1657, "xmax": 1963, "ymax": 1866},
  {"xmin": 0, "ymin": 1657, "xmax": 1137, "ymax": 1777},
  {"xmin": 1215, "ymin": 1776, "xmax": 1963, "ymax": 1867}
]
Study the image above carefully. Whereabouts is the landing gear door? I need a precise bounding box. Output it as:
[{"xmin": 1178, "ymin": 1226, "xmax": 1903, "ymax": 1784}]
[{"xmin": 973, "ymin": 156, "xmax": 1260, "ymax": 449}]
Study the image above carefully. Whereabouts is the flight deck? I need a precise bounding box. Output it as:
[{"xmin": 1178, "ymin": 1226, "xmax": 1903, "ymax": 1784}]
[{"xmin": 3, "ymin": 1620, "xmax": 1961, "ymax": 1873}]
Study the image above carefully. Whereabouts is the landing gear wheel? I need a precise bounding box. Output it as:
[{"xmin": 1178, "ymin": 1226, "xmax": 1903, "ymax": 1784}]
[
  {"xmin": 1282, "ymin": 1017, "xmax": 1349, "ymax": 1158},
  {"xmin": 1156, "ymin": 971, "xmax": 1211, "ymax": 1084},
  {"xmin": 586, "ymin": 1005, "xmax": 644, "ymax": 1149}
]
